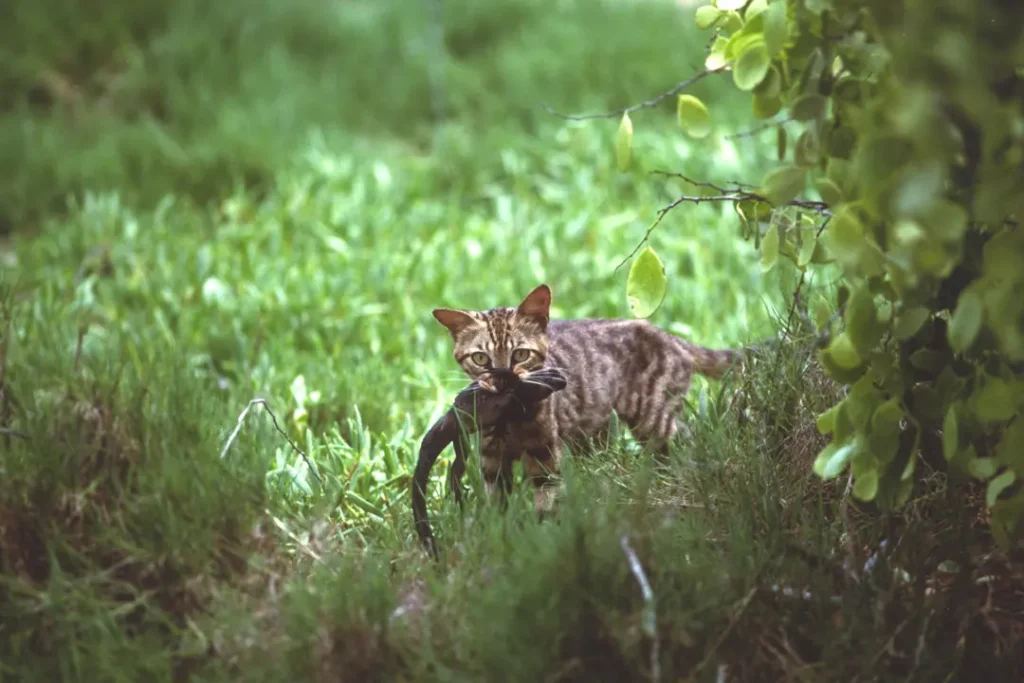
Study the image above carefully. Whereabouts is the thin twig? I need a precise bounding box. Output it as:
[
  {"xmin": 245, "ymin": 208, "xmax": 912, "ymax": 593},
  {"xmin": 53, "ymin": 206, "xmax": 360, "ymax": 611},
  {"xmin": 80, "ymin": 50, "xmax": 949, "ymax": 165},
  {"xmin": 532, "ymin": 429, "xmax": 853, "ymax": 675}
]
[
  {"xmin": 220, "ymin": 398, "xmax": 324, "ymax": 488},
  {"xmin": 621, "ymin": 535, "xmax": 661, "ymax": 683},
  {"xmin": 839, "ymin": 474, "xmax": 860, "ymax": 585},
  {"xmin": 0, "ymin": 426, "xmax": 28, "ymax": 440},
  {"xmin": 615, "ymin": 172, "xmax": 832, "ymax": 272},
  {"xmin": 693, "ymin": 586, "xmax": 758, "ymax": 677},
  {"xmin": 724, "ymin": 116, "xmax": 794, "ymax": 140},
  {"xmin": 544, "ymin": 67, "xmax": 728, "ymax": 121},
  {"xmin": 780, "ymin": 215, "xmax": 833, "ymax": 353},
  {"xmin": 651, "ymin": 171, "xmax": 832, "ymax": 214}
]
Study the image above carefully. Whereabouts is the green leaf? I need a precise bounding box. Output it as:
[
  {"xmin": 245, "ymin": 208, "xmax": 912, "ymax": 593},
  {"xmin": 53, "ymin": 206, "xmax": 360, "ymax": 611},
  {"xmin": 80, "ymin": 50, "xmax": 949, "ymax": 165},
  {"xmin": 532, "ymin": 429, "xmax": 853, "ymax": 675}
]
[
  {"xmin": 733, "ymin": 41, "xmax": 772, "ymax": 91},
  {"xmin": 762, "ymin": 0, "xmax": 788, "ymax": 55},
  {"xmin": 813, "ymin": 295, "xmax": 832, "ymax": 331},
  {"xmin": 969, "ymin": 457, "xmax": 1000, "ymax": 481},
  {"xmin": 754, "ymin": 65, "xmax": 781, "ymax": 99},
  {"xmin": 948, "ymin": 289, "xmax": 983, "ymax": 353},
  {"xmin": 743, "ymin": 0, "xmax": 767, "ymax": 18},
  {"xmin": 627, "ymin": 247, "xmax": 667, "ymax": 319},
  {"xmin": 719, "ymin": 11, "xmax": 744, "ymax": 32},
  {"xmin": 893, "ymin": 306, "xmax": 929, "ymax": 340},
  {"xmin": 822, "ymin": 206, "xmax": 866, "ymax": 268},
  {"xmin": 942, "ymin": 405, "xmax": 960, "ymax": 462},
  {"xmin": 677, "ymin": 95, "xmax": 711, "ymax": 139},
  {"xmin": 761, "ymin": 224, "xmax": 780, "ymax": 270},
  {"xmin": 752, "ymin": 93, "xmax": 782, "ymax": 120},
  {"xmin": 975, "ymin": 377, "xmax": 1016, "ymax": 424},
  {"xmin": 816, "ymin": 404, "xmax": 838, "ymax": 435},
  {"xmin": 826, "ymin": 332, "xmax": 861, "ymax": 370},
  {"xmin": 760, "ymin": 165, "xmax": 805, "ymax": 206},
  {"xmin": 996, "ymin": 420, "xmax": 1024, "ymax": 473},
  {"xmin": 794, "ymin": 129, "xmax": 820, "ymax": 168},
  {"xmin": 846, "ymin": 285, "xmax": 882, "ymax": 353},
  {"xmin": 816, "ymin": 177, "xmax": 843, "ymax": 207},
  {"xmin": 923, "ymin": 200, "xmax": 968, "ymax": 242},
  {"xmin": 776, "ymin": 126, "xmax": 787, "ymax": 161},
  {"xmin": 616, "ymin": 112, "xmax": 633, "ymax": 171},
  {"xmin": 797, "ymin": 230, "xmax": 817, "ymax": 267},
  {"xmin": 853, "ymin": 469, "xmax": 879, "ymax": 501},
  {"xmin": 853, "ymin": 134, "xmax": 913, "ymax": 190},
  {"xmin": 987, "ymin": 471, "xmax": 1017, "ymax": 508},
  {"xmin": 791, "ymin": 94, "xmax": 827, "ymax": 121},
  {"xmin": 695, "ymin": 5, "xmax": 723, "ymax": 29},
  {"xmin": 814, "ymin": 439, "xmax": 858, "ymax": 479},
  {"xmin": 901, "ymin": 451, "xmax": 918, "ymax": 481},
  {"xmin": 705, "ymin": 37, "xmax": 729, "ymax": 70},
  {"xmin": 715, "ymin": 0, "xmax": 748, "ymax": 10},
  {"xmin": 872, "ymin": 398, "xmax": 903, "ymax": 434}
]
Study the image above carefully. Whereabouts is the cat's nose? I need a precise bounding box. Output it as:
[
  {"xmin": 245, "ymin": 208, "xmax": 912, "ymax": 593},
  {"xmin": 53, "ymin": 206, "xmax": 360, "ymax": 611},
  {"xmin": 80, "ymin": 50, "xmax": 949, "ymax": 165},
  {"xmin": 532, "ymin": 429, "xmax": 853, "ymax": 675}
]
[{"xmin": 488, "ymin": 368, "xmax": 518, "ymax": 393}]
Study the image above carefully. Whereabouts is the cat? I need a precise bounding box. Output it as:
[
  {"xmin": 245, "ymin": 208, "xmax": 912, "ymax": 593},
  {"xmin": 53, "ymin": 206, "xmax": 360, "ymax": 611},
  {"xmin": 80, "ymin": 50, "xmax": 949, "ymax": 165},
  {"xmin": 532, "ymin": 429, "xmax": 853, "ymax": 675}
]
[{"xmin": 432, "ymin": 283, "xmax": 741, "ymax": 515}]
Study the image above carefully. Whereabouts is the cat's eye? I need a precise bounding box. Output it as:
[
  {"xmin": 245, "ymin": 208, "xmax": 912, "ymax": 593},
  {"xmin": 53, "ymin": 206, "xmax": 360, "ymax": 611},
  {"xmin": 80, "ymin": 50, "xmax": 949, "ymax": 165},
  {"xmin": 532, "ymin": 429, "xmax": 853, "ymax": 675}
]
[
  {"xmin": 511, "ymin": 348, "xmax": 531, "ymax": 363},
  {"xmin": 470, "ymin": 352, "xmax": 491, "ymax": 366}
]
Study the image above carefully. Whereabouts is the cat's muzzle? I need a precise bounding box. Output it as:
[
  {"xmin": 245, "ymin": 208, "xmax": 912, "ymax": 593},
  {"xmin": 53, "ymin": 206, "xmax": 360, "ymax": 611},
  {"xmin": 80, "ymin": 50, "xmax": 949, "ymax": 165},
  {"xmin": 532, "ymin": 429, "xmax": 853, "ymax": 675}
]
[{"xmin": 478, "ymin": 368, "xmax": 519, "ymax": 394}]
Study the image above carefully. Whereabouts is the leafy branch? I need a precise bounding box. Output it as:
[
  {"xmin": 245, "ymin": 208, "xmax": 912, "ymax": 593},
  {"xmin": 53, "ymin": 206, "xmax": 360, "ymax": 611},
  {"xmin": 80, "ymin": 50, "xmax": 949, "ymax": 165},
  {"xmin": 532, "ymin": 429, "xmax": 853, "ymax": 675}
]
[
  {"xmin": 616, "ymin": 170, "xmax": 831, "ymax": 270},
  {"xmin": 651, "ymin": 171, "xmax": 831, "ymax": 215},
  {"xmin": 543, "ymin": 66, "xmax": 727, "ymax": 121}
]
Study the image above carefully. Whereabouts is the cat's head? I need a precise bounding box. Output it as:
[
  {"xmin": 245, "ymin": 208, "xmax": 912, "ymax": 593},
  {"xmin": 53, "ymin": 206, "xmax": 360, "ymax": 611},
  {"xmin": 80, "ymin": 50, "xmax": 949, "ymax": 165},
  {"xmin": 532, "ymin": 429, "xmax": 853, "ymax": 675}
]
[{"xmin": 432, "ymin": 284, "xmax": 551, "ymax": 393}]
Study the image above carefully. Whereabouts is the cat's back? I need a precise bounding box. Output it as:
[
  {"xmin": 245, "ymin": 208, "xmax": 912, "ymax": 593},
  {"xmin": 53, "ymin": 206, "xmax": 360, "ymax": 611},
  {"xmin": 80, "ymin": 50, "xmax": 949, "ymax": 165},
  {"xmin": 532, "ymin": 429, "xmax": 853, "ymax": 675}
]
[
  {"xmin": 547, "ymin": 317, "xmax": 673, "ymax": 357},
  {"xmin": 545, "ymin": 318, "xmax": 669, "ymax": 401}
]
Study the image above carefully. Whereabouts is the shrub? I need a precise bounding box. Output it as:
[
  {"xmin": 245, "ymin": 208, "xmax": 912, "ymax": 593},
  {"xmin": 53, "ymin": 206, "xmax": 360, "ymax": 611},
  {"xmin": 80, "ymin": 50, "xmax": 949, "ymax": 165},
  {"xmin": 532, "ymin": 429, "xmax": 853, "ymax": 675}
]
[{"xmin": 616, "ymin": 0, "xmax": 1024, "ymax": 543}]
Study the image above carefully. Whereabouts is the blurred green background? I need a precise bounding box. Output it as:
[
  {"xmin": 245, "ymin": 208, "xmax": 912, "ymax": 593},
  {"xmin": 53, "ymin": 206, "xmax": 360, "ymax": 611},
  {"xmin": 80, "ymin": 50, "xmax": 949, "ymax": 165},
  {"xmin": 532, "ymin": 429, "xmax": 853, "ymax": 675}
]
[{"xmin": 2, "ymin": 0, "xmax": 786, "ymax": 438}]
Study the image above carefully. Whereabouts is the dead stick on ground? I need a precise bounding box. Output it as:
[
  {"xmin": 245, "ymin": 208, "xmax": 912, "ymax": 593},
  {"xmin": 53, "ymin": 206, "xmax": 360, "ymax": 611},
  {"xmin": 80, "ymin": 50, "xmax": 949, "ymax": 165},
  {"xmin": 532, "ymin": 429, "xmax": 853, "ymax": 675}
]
[
  {"xmin": 621, "ymin": 535, "xmax": 661, "ymax": 683},
  {"xmin": 220, "ymin": 398, "xmax": 324, "ymax": 488},
  {"xmin": 693, "ymin": 586, "xmax": 758, "ymax": 677}
]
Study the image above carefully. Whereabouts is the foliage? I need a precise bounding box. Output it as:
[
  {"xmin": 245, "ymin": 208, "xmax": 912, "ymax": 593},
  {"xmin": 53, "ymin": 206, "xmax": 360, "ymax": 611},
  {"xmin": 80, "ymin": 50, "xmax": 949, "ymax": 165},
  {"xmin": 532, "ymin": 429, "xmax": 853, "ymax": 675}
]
[{"xmin": 621, "ymin": 0, "xmax": 1024, "ymax": 543}]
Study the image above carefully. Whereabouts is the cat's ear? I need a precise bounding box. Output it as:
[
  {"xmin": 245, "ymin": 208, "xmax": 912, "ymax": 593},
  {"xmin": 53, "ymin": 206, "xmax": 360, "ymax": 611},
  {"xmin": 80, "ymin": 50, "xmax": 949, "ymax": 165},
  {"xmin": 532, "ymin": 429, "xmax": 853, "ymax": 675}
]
[
  {"xmin": 432, "ymin": 309, "xmax": 478, "ymax": 336},
  {"xmin": 516, "ymin": 284, "xmax": 551, "ymax": 323}
]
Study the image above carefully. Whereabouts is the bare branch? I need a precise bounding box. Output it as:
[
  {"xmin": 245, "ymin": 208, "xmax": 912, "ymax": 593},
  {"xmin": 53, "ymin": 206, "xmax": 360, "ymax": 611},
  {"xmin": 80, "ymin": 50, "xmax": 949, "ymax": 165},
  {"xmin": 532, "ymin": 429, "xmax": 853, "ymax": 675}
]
[
  {"xmin": 692, "ymin": 586, "xmax": 758, "ymax": 677},
  {"xmin": 220, "ymin": 398, "xmax": 324, "ymax": 488},
  {"xmin": 621, "ymin": 535, "xmax": 661, "ymax": 683},
  {"xmin": 0, "ymin": 426, "xmax": 28, "ymax": 440},
  {"xmin": 544, "ymin": 67, "xmax": 728, "ymax": 121},
  {"xmin": 723, "ymin": 116, "xmax": 793, "ymax": 140},
  {"xmin": 650, "ymin": 171, "xmax": 832, "ymax": 214}
]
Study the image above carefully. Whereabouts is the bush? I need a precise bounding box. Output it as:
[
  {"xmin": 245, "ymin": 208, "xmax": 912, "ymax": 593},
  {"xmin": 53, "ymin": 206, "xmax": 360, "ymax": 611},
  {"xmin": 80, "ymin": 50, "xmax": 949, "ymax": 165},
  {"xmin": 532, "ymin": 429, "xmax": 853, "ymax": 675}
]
[{"xmin": 618, "ymin": 0, "xmax": 1024, "ymax": 543}]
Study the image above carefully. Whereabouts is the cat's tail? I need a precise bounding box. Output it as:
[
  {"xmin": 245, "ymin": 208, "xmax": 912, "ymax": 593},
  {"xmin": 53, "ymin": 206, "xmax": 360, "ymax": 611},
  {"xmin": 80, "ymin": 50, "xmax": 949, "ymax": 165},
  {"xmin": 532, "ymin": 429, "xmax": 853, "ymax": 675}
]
[
  {"xmin": 673, "ymin": 338, "xmax": 743, "ymax": 379},
  {"xmin": 681, "ymin": 333, "xmax": 793, "ymax": 378}
]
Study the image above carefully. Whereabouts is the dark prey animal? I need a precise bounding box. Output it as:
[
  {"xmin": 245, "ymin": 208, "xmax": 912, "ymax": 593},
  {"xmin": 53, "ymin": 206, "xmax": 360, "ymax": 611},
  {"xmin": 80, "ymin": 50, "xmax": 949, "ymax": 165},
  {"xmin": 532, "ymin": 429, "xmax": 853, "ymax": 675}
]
[{"xmin": 411, "ymin": 367, "xmax": 567, "ymax": 559}]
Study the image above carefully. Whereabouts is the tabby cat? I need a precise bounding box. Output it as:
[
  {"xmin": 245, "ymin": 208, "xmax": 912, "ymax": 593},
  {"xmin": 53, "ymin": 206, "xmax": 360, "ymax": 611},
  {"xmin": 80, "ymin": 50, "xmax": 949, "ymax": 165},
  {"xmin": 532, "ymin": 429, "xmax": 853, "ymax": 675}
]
[{"xmin": 432, "ymin": 284, "xmax": 740, "ymax": 514}]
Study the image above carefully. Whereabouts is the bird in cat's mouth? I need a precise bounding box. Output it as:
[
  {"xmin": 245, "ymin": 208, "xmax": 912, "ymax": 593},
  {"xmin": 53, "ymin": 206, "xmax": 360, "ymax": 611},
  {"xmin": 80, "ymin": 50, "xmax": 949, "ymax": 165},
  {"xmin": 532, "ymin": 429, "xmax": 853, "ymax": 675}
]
[{"xmin": 477, "ymin": 367, "xmax": 521, "ymax": 394}]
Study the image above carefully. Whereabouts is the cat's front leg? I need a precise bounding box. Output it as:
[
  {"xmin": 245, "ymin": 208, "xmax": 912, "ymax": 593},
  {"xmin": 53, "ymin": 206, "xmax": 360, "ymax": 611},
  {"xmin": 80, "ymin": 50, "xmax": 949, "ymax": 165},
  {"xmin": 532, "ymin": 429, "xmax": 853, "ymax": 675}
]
[{"xmin": 523, "ymin": 447, "xmax": 561, "ymax": 519}]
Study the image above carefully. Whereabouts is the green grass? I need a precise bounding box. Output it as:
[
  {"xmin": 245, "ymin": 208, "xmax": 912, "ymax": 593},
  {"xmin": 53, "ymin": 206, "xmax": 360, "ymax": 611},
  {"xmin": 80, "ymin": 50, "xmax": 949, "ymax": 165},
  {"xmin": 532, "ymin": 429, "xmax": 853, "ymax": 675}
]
[
  {"xmin": 0, "ymin": 0, "xmax": 747, "ymax": 233},
  {"xmin": 2, "ymin": 0, "xmax": 1020, "ymax": 680}
]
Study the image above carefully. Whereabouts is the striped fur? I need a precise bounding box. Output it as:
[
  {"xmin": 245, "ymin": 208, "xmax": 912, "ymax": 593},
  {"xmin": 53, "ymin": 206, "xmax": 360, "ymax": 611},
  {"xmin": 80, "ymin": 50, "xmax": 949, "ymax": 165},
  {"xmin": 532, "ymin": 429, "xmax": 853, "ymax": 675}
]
[{"xmin": 432, "ymin": 284, "xmax": 741, "ymax": 514}]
